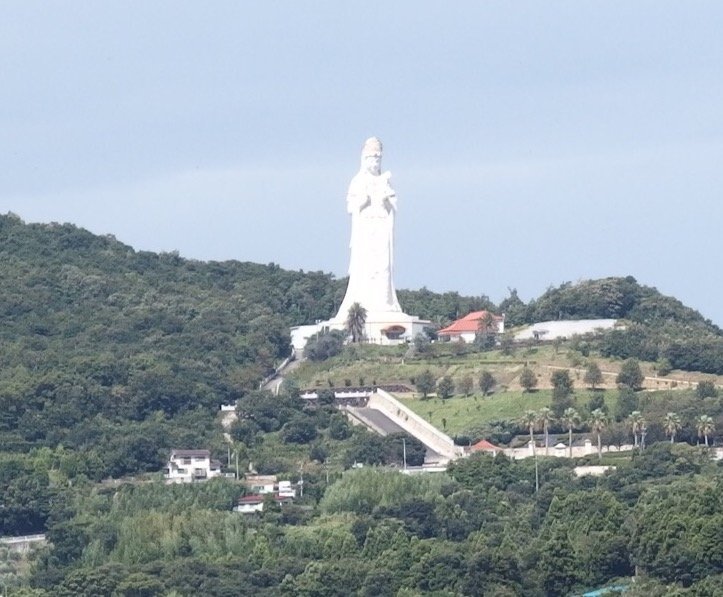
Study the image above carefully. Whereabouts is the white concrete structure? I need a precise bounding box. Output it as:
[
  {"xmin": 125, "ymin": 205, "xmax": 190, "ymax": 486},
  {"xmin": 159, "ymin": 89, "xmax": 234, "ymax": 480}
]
[
  {"xmin": 291, "ymin": 138, "xmax": 429, "ymax": 350},
  {"xmin": 336, "ymin": 136, "xmax": 401, "ymax": 317},
  {"xmin": 574, "ymin": 465, "xmax": 617, "ymax": 477},
  {"xmin": 164, "ymin": 449, "xmax": 222, "ymax": 483},
  {"xmin": 514, "ymin": 319, "xmax": 619, "ymax": 341},
  {"xmin": 362, "ymin": 389, "xmax": 465, "ymax": 461},
  {"xmin": 503, "ymin": 440, "xmax": 633, "ymax": 460}
]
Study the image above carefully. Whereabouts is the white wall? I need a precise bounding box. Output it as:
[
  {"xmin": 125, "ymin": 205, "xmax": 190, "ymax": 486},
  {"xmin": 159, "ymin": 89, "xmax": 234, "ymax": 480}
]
[{"xmin": 367, "ymin": 390, "xmax": 465, "ymax": 461}]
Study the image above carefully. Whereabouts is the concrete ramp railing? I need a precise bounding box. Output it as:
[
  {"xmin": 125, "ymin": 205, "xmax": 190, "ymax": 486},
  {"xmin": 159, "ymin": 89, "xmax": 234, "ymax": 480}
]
[{"xmin": 369, "ymin": 390, "xmax": 464, "ymax": 461}]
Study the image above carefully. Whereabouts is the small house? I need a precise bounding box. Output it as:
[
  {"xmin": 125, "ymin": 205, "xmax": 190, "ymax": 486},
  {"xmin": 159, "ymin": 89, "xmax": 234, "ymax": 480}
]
[
  {"xmin": 165, "ymin": 449, "xmax": 222, "ymax": 484},
  {"xmin": 437, "ymin": 311, "xmax": 505, "ymax": 343}
]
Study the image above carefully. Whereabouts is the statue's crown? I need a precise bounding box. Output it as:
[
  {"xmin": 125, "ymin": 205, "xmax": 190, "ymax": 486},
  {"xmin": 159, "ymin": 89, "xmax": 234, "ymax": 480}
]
[{"xmin": 362, "ymin": 137, "xmax": 382, "ymax": 156}]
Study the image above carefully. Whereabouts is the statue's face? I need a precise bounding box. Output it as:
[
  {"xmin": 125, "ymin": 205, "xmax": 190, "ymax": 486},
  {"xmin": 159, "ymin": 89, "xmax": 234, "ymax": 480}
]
[{"xmin": 363, "ymin": 153, "xmax": 381, "ymax": 176}]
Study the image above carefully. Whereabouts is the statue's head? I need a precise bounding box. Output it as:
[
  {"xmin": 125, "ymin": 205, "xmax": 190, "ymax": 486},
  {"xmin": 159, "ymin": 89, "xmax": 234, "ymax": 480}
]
[{"xmin": 361, "ymin": 137, "xmax": 382, "ymax": 176}]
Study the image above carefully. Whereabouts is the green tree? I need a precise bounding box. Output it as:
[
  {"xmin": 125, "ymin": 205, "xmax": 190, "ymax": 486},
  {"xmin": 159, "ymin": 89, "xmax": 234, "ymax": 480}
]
[
  {"xmin": 550, "ymin": 369, "xmax": 574, "ymax": 416},
  {"xmin": 627, "ymin": 410, "xmax": 645, "ymax": 450},
  {"xmin": 537, "ymin": 527, "xmax": 579, "ymax": 596},
  {"xmin": 519, "ymin": 367, "xmax": 537, "ymax": 393},
  {"xmin": 457, "ymin": 375, "xmax": 473, "ymax": 397},
  {"xmin": 346, "ymin": 302, "xmax": 367, "ymax": 343},
  {"xmin": 695, "ymin": 414, "xmax": 715, "ymax": 447},
  {"xmin": 305, "ymin": 330, "xmax": 346, "ymax": 361},
  {"xmin": 615, "ymin": 385, "xmax": 639, "ymax": 421},
  {"xmin": 664, "ymin": 412, "xmax": 681, "ymax": 444},
  {"xmin": 589, "ymin": 409, "xmax": 608, "ymax": 460},
  {"xmin": 415, "ymin": 370, "xmax": 435, "ymax": 399},
  {"xmin": 281, "ymin": 417, "xmax": 318, "ymax": 444},
  {"xmin": 695, "ymin": 379, "xmax": 718, "ymax": 399},
  {"xmin": 436, "ymin": 376, "xmax": 455, "ymax": 400},
  {"xmin": 473, "ymin": 311, "xmax": 499, "ymax": 351},
  {"xmin": 479, "ymin": 371, "xmax": 496, "ymax": 396},
  {"xmin": 584, "ymin": 361, "xmax": 604, "ymax": 389},
  {"xmin": 114, "ymin": 572, "xmax": 165, "ymax": 597},
  {"xmin": 657, "ymin": 357, "xmax": 673, "ymax": 376},
  {"xmin": 616, "ymin": 358, "xmax": 644, "ymax": 390},
  {"xmin": 561, "ymin": 407, "xmax": 581, "ymax": 458},
  {"xmin": 521, "ymin": 410, "xmax": 537, "ymax": 456},
  {"xmin": 499, "ymin": 332, "xmax": 515, "ymax": 356},
  {"xmin": 413, "ymin": 333, "xmax": 431, "ymax": 355},
  {"xmin": 537, "ymin": 407, "xmax": 554, "ymax": 456}
]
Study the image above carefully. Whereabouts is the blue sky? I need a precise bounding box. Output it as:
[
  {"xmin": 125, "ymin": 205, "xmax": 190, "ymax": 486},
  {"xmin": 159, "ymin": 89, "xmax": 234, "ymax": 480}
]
[{"xmin": 2, "ymin": 2, "xmax": 723, "ymax": 323}]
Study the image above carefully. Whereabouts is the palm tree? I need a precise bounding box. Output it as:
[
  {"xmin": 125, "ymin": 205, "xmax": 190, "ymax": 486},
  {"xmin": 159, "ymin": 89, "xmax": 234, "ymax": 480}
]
[
  {"xmin": 345, "ymin": 302, "xmax": 367, "ymax": 343},
  {"xmin": 522, "ymin": 410, "xmax": 537, "ymax": 456},
  {"xmin": 589, "ymin": 409, "xmax": 608, "ymax": 461},
  {"xmin": 561, "ymin": 407, "xmax": 581, "ymax": 458},
  {"xmin": 696, "ymin": 415, "xmax": 715, "ymax": 447},
  {"xmin": 627, "ymin": 411, "xmax": 645, "ymax": 449},
  {"xmin": 537, "ymin": 407, "xmax": 554, "ymax": 456},
  {"xmin": 664, "ymin": 412, "xmax": 681, "ymax": 444},
  {"xmin": 476, "ymin": 311, "xmax": 498, "ymax": 348}
]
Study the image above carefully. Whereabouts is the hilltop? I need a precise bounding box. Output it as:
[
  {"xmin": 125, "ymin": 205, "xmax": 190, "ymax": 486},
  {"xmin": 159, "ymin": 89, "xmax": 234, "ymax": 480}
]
[
  {"xmin": 1, "ymin": 215, "xmax": 722, "ymax": 596},
  {"xmin": 0, "ymin": 213, "xmax": 720, "ymax": 472}
]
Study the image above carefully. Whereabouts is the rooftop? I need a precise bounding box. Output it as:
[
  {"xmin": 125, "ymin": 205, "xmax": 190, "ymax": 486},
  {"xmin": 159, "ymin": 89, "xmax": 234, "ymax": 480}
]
[
  {"xmin": 470, "ymin": 439, "xmax": 501, "ymax": 452},
  {"xmin": 438, "ymin": 311, "xmax": 504, "ymax": 335},
  {"xmin": 170, "ymin": 449, "xmax": 211, "ymax": 459}
]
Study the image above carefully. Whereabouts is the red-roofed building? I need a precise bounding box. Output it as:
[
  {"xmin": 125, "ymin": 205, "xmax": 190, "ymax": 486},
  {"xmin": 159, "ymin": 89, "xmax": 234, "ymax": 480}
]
[
  {"xmin": 469, "ymin": 439, "xmax": 501, "ymax": 455},
  {"xmin": 437, "ymin": 311, "xmax": 505, "ymax": 343}
]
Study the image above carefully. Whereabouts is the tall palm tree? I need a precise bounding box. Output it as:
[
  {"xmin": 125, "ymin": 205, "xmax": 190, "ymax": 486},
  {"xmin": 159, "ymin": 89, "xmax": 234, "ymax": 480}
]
[
  {"xmin": 537, "ymin": 407, "xmax": 554, "ymax": 456},
  {"xmin": 561, "ymin": 407, "xmax": 581, "ymax": 458},
  {"xmin": 627, "ymin": 411, "xmax": 644, "ymax": 449},
  {"xmin": 664, "ymin": 412, "xmax": 681, "ymax": 444},
  {"xmin": 696, "ymin": 415, "xmax": 715, "ymax": 447},
  {"xmin": 522, "ymin": 410, "xmax": 537, "ymax": 456},
  {"xmin": 589, "ymin": 409, "xmax": 608, "ymax": 461},
  {"xmin": 345, "ymin": 302, "xmax": 367, "ymax": 343}
]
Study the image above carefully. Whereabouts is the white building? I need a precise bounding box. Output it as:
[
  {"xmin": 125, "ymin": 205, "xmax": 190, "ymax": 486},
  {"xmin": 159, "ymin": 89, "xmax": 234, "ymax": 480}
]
[
  {"xmin": 164, "ymin": 449, "xmax": 222, "ymax": 484},
  {"xmin": 234, "ymin": 494, "xmax": 294, "ymax": 514},
  {"xmin": 235, "ymin": 475, "xmax": 298, "ymax": 514},
  {"xmin": 514, "ymin": 319, "xmax": 619, "ymax": 341}
]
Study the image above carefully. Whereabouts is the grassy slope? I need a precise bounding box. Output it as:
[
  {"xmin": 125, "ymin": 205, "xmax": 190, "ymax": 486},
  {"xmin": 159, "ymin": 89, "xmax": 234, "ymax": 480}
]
[{"xmin": 289, "ymin": 342, "xmax": 720, "ymax": 436}]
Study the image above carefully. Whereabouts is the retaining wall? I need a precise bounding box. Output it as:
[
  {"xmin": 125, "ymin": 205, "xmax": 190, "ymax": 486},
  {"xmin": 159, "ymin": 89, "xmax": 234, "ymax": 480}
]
[{"xmin": 368, "ymin": 390, "xmax": 464, "ymax": 461}]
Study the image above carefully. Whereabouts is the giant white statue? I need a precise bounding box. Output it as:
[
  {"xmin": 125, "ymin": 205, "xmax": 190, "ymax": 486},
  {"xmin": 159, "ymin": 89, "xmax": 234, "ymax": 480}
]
[
  {"xmin": 290, "ymin": 137, "xmax": 429, "ymax": 348},
  {"xmin": 334, "ymin": 137, "xmax": 402, "ymax": 317}
]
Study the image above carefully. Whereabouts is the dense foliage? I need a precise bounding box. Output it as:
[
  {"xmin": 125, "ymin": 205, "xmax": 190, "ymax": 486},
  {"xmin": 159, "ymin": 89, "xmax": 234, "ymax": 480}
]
[
  {"xmin": 13, "ymin": 445, "xmax": 722, "ymax": 596},
  {"xmin": 502, "ymin": 277, "xmax": 723, "ymax": 374},
  {"xmin": 2, "ymin": 216, "xmax": 723, "ymax": 594}
]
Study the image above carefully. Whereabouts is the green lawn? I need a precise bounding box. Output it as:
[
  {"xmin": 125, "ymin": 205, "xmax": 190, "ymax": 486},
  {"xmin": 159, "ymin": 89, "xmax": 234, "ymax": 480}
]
[
  {"xmin": 399, "ymin": 389, "xmax": 614, "ymax": 436},
  {"xmin": 289, "ymin": 343, "xmax": 551, "ymax": 391}
]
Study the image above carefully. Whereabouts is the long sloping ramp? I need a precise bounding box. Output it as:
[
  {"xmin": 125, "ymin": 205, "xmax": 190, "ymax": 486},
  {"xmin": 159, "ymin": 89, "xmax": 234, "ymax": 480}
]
[{"xmin": 345, "ymin": 389, "xmax": 464, "ymax": 463}]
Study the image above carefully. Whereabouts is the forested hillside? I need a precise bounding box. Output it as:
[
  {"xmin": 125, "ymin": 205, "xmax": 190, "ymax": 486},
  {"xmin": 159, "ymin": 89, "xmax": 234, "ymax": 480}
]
[
  {"xmin": 1, "ymin": 215, "xmax": 723, "ymax": 595},
  {"xmin": 0, "ymin": 213, "xmax": 340, "ymax": 479},
  {"xmin": 501, "ymin": 277, "xmax": 723, "ymax": 374}
]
